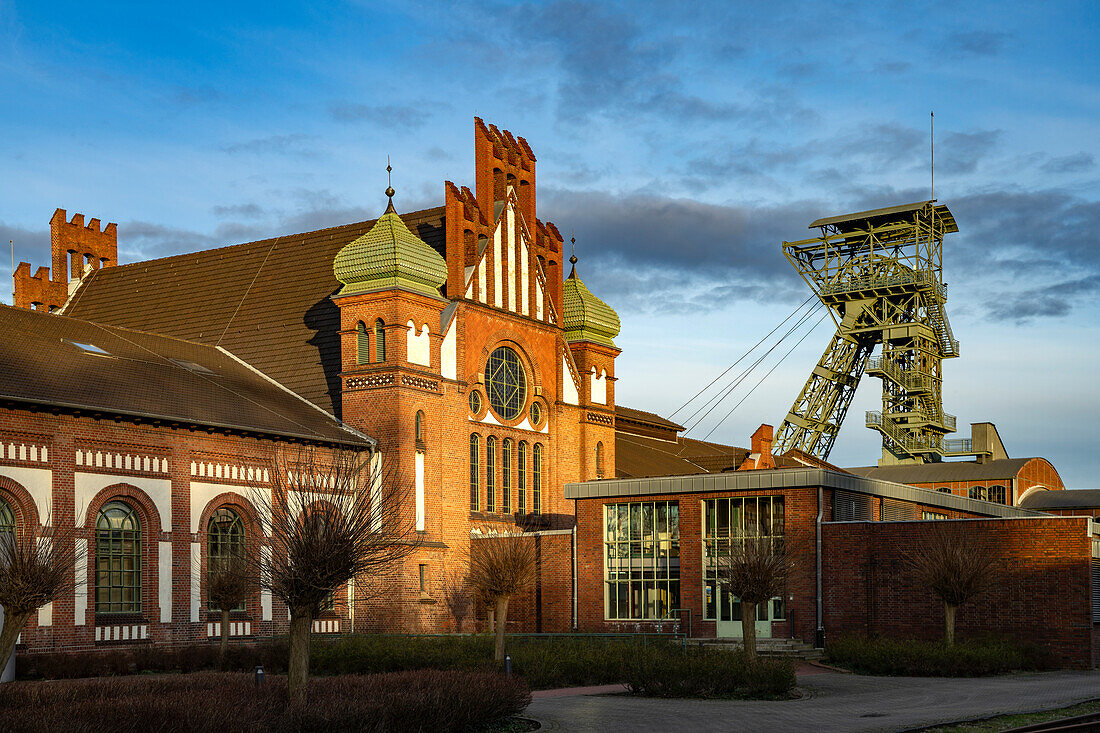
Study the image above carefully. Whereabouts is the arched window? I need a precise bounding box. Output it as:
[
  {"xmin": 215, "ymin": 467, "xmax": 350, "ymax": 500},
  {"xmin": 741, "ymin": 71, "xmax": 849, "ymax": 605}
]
[
  {"xmin": 533, "ymin": 443, "xmax": 543, "ymax": 515},
  {"xmin": 486, "ymin": 436, "xmax": 497, "ymax": 513},
  {"xmin": 0, "ymin": 497, "xmax": 15, "ymax": 552},
  {"xmin": 356, "ymin": 322, "xmax": 369, "ymax": 365},
  {"xmin": 502, "ymin": 439, "xmax": 512, "ymax": 514},
  {"xmin": 374, "ymin": 319, "xmax": 386, "ymax": 362},
  {"xmin": 988, "ymin": 485, "xmax": 1007, "ymax": 504},
  {"xmin": 207, "ymin": 507, "xmax": 245, "ymax": 611},
  {"xmin": 469, "ymin": 435, "xmax": 480, "ymax": 512},
  {"xmin": 415, "ymin": 411, "xmax": 424, "ymax": 444},
  {"xmin": 936, "ymin": 487, "xmax": 952, "ymax": 493},
  {"xmin": 596, "ymin": 442, "xmax": 605, "ymax": 478},
  {"xmin": 96, "ymin": 501, "xmax": 141, "ymax": 614},
  {"xmin": 517, "ymin": 442, "xmax": 527, "ymax": 514},
  {"xmin": 968, "ymin": 486, "xmax": 988, "ymax": 501}
]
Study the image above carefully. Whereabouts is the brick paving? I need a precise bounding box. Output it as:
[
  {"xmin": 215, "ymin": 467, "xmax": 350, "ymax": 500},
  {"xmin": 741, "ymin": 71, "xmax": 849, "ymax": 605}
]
[{"xmin": 525, "ymin": 669, "xmax": 1100, "ymax": 732}]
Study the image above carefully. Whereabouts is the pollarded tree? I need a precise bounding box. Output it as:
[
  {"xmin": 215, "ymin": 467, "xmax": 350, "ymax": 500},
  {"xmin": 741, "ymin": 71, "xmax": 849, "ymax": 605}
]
[
  {"xmin": 715, "ymin": 533, "xmax": 796, "ymax": 662},
  {"xmin": 249, "ymin": 447, "xmax": 419, "ymax": 704},
  {"xmin": 205, "ymin": 551, "xmax": 254, "ymax": 668},
  {"xmin": 441, "ymin": 567, "xmax": 473, "ymax": 633},
  {"xmin": 0, "ymin": 515, "xmax": 81, "ymax": 675},
  {"xmin": 468, "ymin": 529, "xmax": 537, "ymax": 661},
  {"xmin": 904, "ymin": 521, "xmax": 999, "ymax": 646}
]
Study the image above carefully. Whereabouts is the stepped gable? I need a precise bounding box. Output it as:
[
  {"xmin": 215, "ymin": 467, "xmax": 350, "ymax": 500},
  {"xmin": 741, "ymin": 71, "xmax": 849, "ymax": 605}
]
[
  {"xmin": 0, "ymin": 304, "xmax": 372, "ymax": 447},
  {"xmin": 63, "ymin": 208, "xmax": 445, "ymax": 419}
]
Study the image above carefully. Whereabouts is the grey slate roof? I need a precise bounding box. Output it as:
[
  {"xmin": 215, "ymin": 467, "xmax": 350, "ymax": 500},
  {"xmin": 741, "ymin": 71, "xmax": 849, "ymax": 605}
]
[
  {"xmin": 0, "ymin": 304, "xmax": 374, "ymax": 448},
  {"xmin": 1019, "ymin": 489, "xmax": 1100, "ymax": 511},
  {"xmin": 845, "ymin": 459, "xmax": 1037, "ymax": 485}
]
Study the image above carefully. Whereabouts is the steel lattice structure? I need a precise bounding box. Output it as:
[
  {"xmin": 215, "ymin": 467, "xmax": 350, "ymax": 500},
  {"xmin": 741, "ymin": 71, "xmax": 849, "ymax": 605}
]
[{"xmin": 773, "ymin": 201, "xmax": 966, "ymax": 464}]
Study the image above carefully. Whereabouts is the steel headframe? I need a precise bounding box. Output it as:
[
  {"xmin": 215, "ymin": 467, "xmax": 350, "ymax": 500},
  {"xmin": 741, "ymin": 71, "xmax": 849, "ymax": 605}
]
[{"xmin": 773, "ymin": 200, "xmax": 961, "ymax": 465}]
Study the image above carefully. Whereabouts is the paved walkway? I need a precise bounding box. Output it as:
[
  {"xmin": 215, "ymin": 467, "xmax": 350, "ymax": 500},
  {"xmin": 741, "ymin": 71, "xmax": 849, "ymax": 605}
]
[{"xmin": 525, "ymin": 669, "xmax": 1100, "ymax": 732}]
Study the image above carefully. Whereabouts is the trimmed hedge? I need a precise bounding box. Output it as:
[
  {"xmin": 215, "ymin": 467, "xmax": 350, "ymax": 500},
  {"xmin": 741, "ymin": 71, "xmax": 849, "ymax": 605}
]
[
  {"xmin": 825, "ymin": 636, "xmax": 1057, "ymax": 677},
  {"xmin": 624, "ymin": 646, "xmax": 795, "ymax": 699},
  {"xmin": 0, "ymin": 670, "xmax": 530, "ymax": 733},
  {"xmin": 17, "ymin": 634, "xmax": 797, "ymax": 698}
]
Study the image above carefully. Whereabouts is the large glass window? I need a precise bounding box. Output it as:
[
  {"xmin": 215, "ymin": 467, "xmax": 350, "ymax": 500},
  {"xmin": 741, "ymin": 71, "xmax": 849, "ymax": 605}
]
[
  {"xmin": 208, "ymin": 507, "xmax": 245, "ymax": 611},
  {"xmin": 502, "ymin": 439, "xmax": 512, "ymax": 514},
  {"xmin": 517, "ymin": 442, "xmax": 527, "ymax": 514},
  {"xmin": 486, "ymin": 436, "xmax": 497, "ymax": 513},
  {"xmin": 484, "ymin": 346, "xmax": 526, "ymax": 420},
  {"xmin": 469, "ymin": 435, "xmax": 480, "ymax": 512},
  {"xmin": 604, "ymin": 501, "xmax": 680, "ymax": 620},
  {"xmin": 532, "ymin": 443, "xmax": 542, "ymax": 514},
  {"xmin": 968, "ymin": 485, "xmax": 988, "ymax": 501},
  {"xmin": 702, "ymin": 496, "xmax": 785, "ymax": 621},
  {"xmin": 0, "ymin": 497, "xmax": 14, "ymax": 554},
  {"xmin": 988, "ymin": 485, "xmax": 1006, "ymax": 504},
  {"xmin": 96, "ymin": 501, "xmax": 141, "ymax": 615}
]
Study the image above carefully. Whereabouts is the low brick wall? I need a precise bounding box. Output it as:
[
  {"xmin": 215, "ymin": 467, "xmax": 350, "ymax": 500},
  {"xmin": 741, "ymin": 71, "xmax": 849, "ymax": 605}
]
[{"xmin": 822, "ymin": 517, "xmax": 1095, "ymax": 668}]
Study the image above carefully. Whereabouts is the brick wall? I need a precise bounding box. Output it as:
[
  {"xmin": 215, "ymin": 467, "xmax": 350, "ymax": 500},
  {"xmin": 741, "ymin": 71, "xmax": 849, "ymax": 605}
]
[{"xmin": 822, "ymin": 517, "xmax": 1094, "ymax": 668}]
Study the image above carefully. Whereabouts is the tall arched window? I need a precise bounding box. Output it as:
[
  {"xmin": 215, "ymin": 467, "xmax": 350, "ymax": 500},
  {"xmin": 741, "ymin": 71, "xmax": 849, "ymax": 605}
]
[
  {"xmin": 517, "ymin": 442, "xmax": 527, "ymax": 514},
  {"xmin": 0, "ymin": 497, "xmax": 15, "ymax": 551},
  {"xmin": 486, "ymin": 436, "xmax": 497, "ymax": 513},
  {"xmin": 988, "ymin": 485, "xmax": 1006, "ymax": 504},
  {"xmin": 968, "ymin": 486, "xmax": 988, "ymax": 501},
  {"xmin": 469, "ymin": 435, "xmax": 480, "ymax": 512},
  {"xmin": 596, "ymin": 441, "xmax": 605, "ymax": 478},
  {"xmin": 502, "ymin": 439, "xmax": 512, "ymax": 514},
  {"xmin": 374, "ymin": 319, "xmax": 386, "ymax": 362},
  {"xmin": 533, "ymin": 443, "xmax": 543, "ymax": 515},
  {"xmin": 415, "ymin": 411, "xmax": 424, "ymax": 444},
  {"xmin": 207, "ymin": 507, "xmax": 245, "ymax": 611},
  {"xmin": 96, "ymin": 501, "xmax": 141, "ymax": 614},
  {"xmin": 356, "ymin": 322, "xmax": 369, "ymax": 365}
]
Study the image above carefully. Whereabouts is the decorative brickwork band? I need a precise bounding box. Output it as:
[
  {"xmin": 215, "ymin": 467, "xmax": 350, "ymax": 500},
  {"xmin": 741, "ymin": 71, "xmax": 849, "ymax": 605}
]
[
  {"xmin": 585, "ymin": 412, "xmax": 614, "ymax": 426},
  {"xmin": 401, "ymin": 375, "xmax": 440, "ymax": 392},
  {"xmin": 346, "ymin": 373, "xmax": 396, "ymax": 390}
]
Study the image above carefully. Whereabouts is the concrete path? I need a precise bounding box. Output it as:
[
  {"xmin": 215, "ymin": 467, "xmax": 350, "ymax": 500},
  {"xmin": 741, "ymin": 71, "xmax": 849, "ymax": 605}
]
[{"xmin": 525, "ymin": 669, "xmax": 1100, "ymax": 732}]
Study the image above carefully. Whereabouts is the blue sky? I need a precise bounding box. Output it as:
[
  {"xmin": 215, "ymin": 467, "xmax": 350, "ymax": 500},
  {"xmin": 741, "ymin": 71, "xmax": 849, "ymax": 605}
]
[{"xmin": 2, "ymin": 1, "xmax": 1098, "ymax": 484}]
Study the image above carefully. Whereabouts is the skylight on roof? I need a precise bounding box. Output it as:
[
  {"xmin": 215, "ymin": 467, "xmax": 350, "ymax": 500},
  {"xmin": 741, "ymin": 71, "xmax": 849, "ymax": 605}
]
[
  {"xmin": 169, "ymin": 358, "xmax": 215, "ymax": 375},
  {"xmin": 65, "ymin": 340, "xmax": 110, "ymax": 356}
]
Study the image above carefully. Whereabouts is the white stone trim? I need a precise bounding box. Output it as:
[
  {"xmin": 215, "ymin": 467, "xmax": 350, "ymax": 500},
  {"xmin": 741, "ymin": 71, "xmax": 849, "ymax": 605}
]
[
  {"xmin": 189, "ymin": 482, "xmax": 255, "ymax": 534},
  {"xmin": 159, "ymin": 542, "xmax": 172, "ymax": 623},
  {"xmin": 74, "ymin": 472, "xmax": 172, "ymax": 530},
  {"xmin": 441, "ymin": 318, "xmax": 457, "ymax": 381},
  {"xmin": 415, "ymin": 452, "xmax": 425, "ymax": 532},
  {"xmin": 0, "ymin": 466, "xmax": 52, "ymax": 525},
  {"xmin": 74, "ymin": 539, "xmax": 87, "ymax": 626},
  {"xmin": 312, "ymin": 619, "xmax": 340, "ymax": 634},
  {"xmin": 190, "ymin": 542, "xmax": 201, "ymax": 623},
  {"xmin": 95, "ymin": 625, "xmax": 148, "ymax": 642},
  {"xmin": 207, "ymin": 621, "xmax": 251, "ymax": 638},
  {"xmin": 261, "ymin": 546, "xmax": 272, "ymax": 621}
]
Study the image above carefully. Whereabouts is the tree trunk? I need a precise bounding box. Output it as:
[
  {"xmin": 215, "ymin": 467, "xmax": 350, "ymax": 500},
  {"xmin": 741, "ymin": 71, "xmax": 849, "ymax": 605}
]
[
  {"xmin": 494, "ymin": 596, "xmax": 509, "ymax": 662},
  {"xmin": 287, "ymin": 609, "xmax": 313, "ymax": 705},
  {"xmin": 487, "ymin": 607, "xmax": 495, "ymax": 634},
  {"xmin": 219, "ymin": 608, "xmax": 230, "ymax": 669},
  {"xmin": 944, "ymin": 602, "xmax": 957, "ymax": 647},
  {"xmin": 0, "ymin": 608, "xmax": 31, "ymax": 681},
  {"xmin": 741, "ymin": 600, "xmax": 757, "ymax": 662}
]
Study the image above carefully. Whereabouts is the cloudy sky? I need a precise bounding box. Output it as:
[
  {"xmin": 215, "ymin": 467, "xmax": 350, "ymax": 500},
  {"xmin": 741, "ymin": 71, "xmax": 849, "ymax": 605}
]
[{"xmin": 2, "ymin": 1, "xmax": 1098, "ymax": 484}]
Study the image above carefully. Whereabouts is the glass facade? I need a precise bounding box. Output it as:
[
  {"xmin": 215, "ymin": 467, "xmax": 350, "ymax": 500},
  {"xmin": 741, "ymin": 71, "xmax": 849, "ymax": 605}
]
[
  {"xmin": 702, "ymin": 496, "xmax": 785, "ymax": 621},
  {"xmin": 603, "ymin": 501, "xmax": 680, "ymax": 620}
]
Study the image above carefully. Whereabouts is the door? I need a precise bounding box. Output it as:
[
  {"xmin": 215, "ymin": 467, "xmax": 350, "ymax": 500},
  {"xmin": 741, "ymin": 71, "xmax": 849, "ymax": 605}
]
[{"xmin": 715, "ymin": 586, "xmax": 773, "ymax": 639}]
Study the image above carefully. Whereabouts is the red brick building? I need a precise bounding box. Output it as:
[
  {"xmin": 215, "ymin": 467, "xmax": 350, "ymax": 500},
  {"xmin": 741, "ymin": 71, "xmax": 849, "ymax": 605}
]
[{"xmin": 5, "ymin": 118, "xmax": 619, "ymax": 649}]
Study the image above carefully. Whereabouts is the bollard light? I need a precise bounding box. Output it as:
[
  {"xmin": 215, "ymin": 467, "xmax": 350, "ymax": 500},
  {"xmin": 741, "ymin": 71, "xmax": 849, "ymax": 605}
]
[
  {"xmin": 254, "ymin": 664, "xmax": 265, "ymax": 687},
  {"xmin": 504, "ymin": 654, "xmax": 512, "ymax": 679}
]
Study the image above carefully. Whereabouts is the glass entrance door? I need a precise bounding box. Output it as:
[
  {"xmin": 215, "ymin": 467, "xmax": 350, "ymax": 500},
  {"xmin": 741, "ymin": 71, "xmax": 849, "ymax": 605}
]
[{"xmin": 715, "ymin": 586, "xmax": 773, "ymax": 639}]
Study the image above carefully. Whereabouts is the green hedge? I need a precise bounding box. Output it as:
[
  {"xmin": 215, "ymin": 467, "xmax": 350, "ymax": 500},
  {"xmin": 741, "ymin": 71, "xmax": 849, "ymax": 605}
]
[
  {"xmin": 825, "ymin": 636, "xmax": 1058, "ymax": 677},
  {"xmin": 624, "ymin": 646, "xmax": 795, "ymax": 699},
  {"xmin": 0, "ymin": 670, "xmax": 530, "ymax": 733},
  {"xmin": 18, "ymin": 634, "xmax": 797, "ymax": 698}
]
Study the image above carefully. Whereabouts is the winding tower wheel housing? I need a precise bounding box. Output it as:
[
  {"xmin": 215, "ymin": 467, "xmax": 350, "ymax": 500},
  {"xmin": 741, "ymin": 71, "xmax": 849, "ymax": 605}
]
[{"xmin": 773, "ymin": 201, "xmax": 965, "ymax": 466}]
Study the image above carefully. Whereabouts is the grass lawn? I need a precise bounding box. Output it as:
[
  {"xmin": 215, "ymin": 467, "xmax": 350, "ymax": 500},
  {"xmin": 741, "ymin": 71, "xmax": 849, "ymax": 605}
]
[{"xmin": 921, "ymin": 698, "xmax": 1100, "ymax": 732}]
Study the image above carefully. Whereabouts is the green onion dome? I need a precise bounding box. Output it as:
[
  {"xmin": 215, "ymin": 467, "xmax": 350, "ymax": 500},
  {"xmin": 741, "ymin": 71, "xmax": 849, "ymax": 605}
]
[
  {"xmin": 562, "ymin": 264, "xmax": 620, "ymax": 348},
  {"xmin": 333, "ymin": 201, "xmax": 447, "ymax": 298}
]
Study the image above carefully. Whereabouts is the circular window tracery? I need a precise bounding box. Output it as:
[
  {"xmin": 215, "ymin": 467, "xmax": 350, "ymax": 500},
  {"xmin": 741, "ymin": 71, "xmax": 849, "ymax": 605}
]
[
  {"xmin": 469, "ymin": 390, "xmax": 482, "ymax": 415},
  {"xmin": 529, "ymin": 402, "xmax": 542, "ymax": 427},
  {"xmin": 484, "ymin": 346, "xmax": 526, "ymax": 421}
]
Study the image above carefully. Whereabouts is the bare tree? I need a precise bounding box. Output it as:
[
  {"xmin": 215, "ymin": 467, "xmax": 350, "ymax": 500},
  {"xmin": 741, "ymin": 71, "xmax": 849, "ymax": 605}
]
[
  {"xmin": 714, "ymin": 534, "xmax": 796, "ymax": 662},
  {"xmin": 206, "ymin": 553, "xmax": 254, "ymax": 668},
  {"xmin": 441, "ymin": 567, "xmax": 472, "ymax": 633},
  {"xmin": 467, "ymin": 529, "xmax": 537, "ymax": 661},
  {"xmin": 248, "ymin": 446, "xmax": 419, "ymax": 704},
  {"xmin": 0, "ymin": 520, "xmax": 81, "ymax": 674},
  {"xmin": 905, "ymin": 522, "xmax": 999, "ymax": 646}
]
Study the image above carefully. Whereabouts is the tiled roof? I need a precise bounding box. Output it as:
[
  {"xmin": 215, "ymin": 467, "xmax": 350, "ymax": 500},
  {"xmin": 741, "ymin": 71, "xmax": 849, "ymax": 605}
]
[
  {"xmin": 615, "ymin": 432, "xmax": 748, "ymax": 479},
  {"xmin": 333, "ymin": 203, "xmax": 448, "ymax": 298},
  {"xmin": 0, "ymin": 305, "xmax": 373, "ymax": 447},
  {"xmin": 63, "ymin": 207, "xmax": 446, "ymax": 419},
  {"xmin": 614, "ymin": 405, "xmax": 685, "ymax": 433},
  {"xmin": 562, "ymin": 266, "xmax": 620, "ymax": 348},
  {"xmin": 1019, "ymin": 489, "xmax": 1100, "ymax": 511}
]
